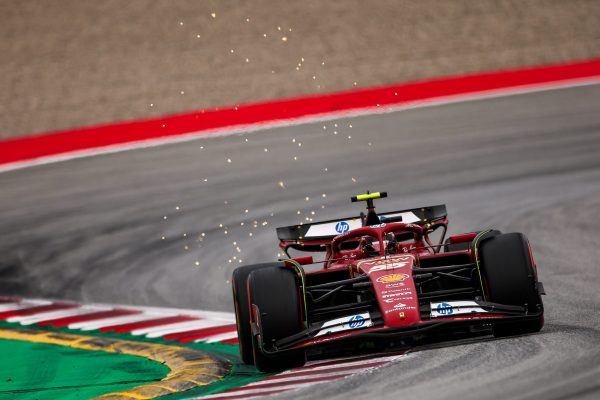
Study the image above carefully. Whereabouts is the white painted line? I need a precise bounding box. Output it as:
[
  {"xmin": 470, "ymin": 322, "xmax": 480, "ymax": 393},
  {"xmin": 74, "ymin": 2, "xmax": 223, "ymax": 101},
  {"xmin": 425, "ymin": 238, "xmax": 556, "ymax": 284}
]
[
  {"xmin": 276, "ymin": 354, "xmax": 403, "ymax": 375},
  {"xmin": 2, "ymin": 78, "xmax": 598, "ymax": 175},
  {"xmin": 139, "ymin": 320, "xmax": 222, "ymax": 338},
  {"xmin": 69, "ymin": 313, "xmax": 161, "ymax": 331},
  {"xmin": 199, "ymin": 330, "xmax": 238, "ymax": 343},
  {"xmin": 196, "ymin": 381, "xmax": 328, "ymax": 399},
  {"xmin": 0, "ymin": 300, "xmax": 51, "ymax": 312},
  {"xmin": 78, "ymin": 301, "xmax": 235, "ymax": 323},
  {"xmin": 197, "ymin": 355, "xmax": 408, "ymax": 399},
  {"xmin": 8, "ymin": 306, "xmax": 109, "ymax": 325},
  {"xmin": 248, "ymin": 370, "xmax": 355, "ymax": 386},
  {"xmin": 131, "ymin": 319, "xmax": 204, "ymax": 336}
]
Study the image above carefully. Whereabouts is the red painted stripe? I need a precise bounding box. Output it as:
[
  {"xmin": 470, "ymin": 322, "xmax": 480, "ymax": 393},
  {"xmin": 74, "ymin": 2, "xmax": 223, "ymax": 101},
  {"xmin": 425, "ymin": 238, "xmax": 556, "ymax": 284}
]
[
  {"xmin": 261, "ymin": 361, "xmax": 386, "ymax": 381},
  {"xmin": 37, "ymin": 308, "xmax": 140, "ymax": 327},
  {"xmin": 1, "ymin": 58, "xmax": 599, "ymax": 167},
  {"xmin": 300, "ymin": 351, "xmax": 406, "ymax": 370},
  {"xmin": 0, "ymin": 303, "xmax": 78, "ymax": 319},
  {"xmin": 222, "ymin": 374, "xmax": 352, "ymax": 392},
  {"xmin": 99, "ymin": 315, "xmax": 199, "ymax": 333},
  {"xmin": 203, "ymin": 389, "xmax": 289, "ymax": 400},
  {"xmin": 220, "ymin": 337, "xmax": 239, "ymax": 345},
  {"xmin": 0, "ymin": 297, "xmax": 20, "ymax": 304},
  {"xmin": 166, "ymin": 323, "xmax": 237, "ymax": 342}
]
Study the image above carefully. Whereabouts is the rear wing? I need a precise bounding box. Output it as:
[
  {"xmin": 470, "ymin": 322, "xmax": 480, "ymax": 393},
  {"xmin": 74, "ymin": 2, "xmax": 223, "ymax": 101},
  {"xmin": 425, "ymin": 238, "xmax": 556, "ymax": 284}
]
[{"xmin": 276, "ymin": 204, "xmax": 447, "ymax": 243}]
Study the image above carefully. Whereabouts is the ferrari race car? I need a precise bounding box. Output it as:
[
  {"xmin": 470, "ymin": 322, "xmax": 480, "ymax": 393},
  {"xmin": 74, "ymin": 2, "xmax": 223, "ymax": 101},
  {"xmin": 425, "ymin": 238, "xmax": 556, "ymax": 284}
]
[{"xmin": 232, "ymin": 192, "xmax": 545, "ymax": 372}]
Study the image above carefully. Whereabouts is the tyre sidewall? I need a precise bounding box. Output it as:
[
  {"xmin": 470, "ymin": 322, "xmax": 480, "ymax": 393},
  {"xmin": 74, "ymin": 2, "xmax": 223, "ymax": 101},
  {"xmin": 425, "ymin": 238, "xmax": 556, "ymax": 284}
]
[
  {"xmin": 232, "ymin": 262, "xmax": 283, "ymax": 364},
  {"xmin": 248, "ymin": 265, "xmax": 306, "ymax": 372}
]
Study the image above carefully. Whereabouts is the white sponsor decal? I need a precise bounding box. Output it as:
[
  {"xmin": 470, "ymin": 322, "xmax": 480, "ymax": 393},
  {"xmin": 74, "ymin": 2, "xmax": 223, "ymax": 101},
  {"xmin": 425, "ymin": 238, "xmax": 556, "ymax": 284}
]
[
  {"xmin": 401, "ymin": 245, "xmax": 417, "ymax": 253},
  {"xmin": 382, "ymin": 292, "xmax": 411, "ymax": 298},
  {"xmin": 384, "ymin": 282, "xmax": 406, "ymax": 288},
  {"xmin": 358, "ymin": 255, "xmax": 415, "ymax": 275},
  {"xmin": 368, "ymin": 261, "xmax": 411, "ymax": 274},
  {"xmin": 314, "ymin": 312, "xmax": 373, "ymax": 337},
  {"xmin": 305, "ymin": 219, "xmax": 362, "ymax": 237},
  {"xmin": 382, "ymin": 289, "xmax": 413, "ymax": 295},
  {"xmin": 430, "ymin": 301, "xmax": 488, "ymax": 318},
  {"xmin": 305, "ymin": 211, "xmax": 420, "ymax": 238}
]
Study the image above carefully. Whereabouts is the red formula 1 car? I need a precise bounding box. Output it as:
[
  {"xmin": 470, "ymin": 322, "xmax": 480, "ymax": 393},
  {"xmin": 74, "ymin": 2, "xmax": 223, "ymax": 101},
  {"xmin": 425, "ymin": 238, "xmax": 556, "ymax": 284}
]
[{"xmin": 232, "ymin": 192, "xmax": 545, "ymax": 372}]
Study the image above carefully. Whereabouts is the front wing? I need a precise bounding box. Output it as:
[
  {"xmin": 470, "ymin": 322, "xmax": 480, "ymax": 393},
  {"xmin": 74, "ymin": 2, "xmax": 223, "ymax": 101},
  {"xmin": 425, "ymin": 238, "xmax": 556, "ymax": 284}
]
[{"xmin": 251, "ymin": 303, "xmax": 542, "ymax": 358}]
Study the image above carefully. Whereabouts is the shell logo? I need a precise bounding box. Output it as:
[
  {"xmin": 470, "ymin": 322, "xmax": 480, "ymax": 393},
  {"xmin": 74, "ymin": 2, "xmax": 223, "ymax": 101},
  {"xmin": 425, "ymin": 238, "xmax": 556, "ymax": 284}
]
[{"xmin": 376, "ymin": 273, "xmax": 409, "ymax": 283}]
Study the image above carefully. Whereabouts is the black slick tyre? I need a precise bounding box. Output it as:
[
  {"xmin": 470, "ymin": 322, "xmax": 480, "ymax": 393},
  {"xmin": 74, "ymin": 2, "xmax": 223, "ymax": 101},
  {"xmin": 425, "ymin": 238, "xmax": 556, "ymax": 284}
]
[
  {"xmin": 479, "ymin": 232, "xmax": 544, "ymax": 337},
  {"xmin": 248, "ymin": 266, "xmax": 306, "ymax": 372},
  {"xmin": 232, "ymin": 262, "xmax": 283, "ymax": 365}
]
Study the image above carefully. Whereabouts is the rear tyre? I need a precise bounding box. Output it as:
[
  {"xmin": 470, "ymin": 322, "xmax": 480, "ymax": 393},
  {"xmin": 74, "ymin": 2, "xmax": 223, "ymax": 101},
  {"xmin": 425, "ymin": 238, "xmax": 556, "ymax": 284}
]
[
  {"xmin": 232, "ymin": 263, "xmax": 283, "ymax": 365},
  {"xmin": 248, "ymin": 266, "xmax": 306, "ymax": 372},
  {"xmin": 479, "ymin": 232, "xmax": 544, "ymax": 337}
]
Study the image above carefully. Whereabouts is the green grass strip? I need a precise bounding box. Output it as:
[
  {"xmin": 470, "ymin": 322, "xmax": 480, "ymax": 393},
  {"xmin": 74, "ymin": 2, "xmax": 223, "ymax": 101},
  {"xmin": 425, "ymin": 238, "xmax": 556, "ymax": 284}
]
[{"xmin": 0, "ymin": 337, "xmax": 169, "ymax": 400}]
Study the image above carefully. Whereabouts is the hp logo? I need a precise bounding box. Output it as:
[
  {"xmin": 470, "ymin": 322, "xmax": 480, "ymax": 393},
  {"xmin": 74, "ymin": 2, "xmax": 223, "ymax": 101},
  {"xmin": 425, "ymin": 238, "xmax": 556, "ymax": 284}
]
[
  {"xmin": 436, "ymin": 303, "xmax": 453, "ymax": 315},
  {"xmin": 335, "ymin": 221, "xmax": 350, "ymax": 234},
  {"xmin": 348, "ymin": 315, "xmax": 365, "ymax": 328}
]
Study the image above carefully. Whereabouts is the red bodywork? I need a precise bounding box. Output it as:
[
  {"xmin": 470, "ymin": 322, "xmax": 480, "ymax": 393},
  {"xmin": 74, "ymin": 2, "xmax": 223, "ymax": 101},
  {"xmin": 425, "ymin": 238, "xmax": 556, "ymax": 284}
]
[
  {"xmin": 275, "ymin": 221, "xmax": 498, "ymax": 347},
  {"xmin": 247, "ymin": 203, "xmax": 544, "ymax": 360}
]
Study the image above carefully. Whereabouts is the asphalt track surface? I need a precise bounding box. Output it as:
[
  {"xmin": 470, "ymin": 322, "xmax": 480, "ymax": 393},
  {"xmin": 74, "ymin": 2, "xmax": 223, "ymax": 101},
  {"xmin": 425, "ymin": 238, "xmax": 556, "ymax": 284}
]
[{"xmin": 1, "ymin": 84, "xmax": 600, "ymax": 399}]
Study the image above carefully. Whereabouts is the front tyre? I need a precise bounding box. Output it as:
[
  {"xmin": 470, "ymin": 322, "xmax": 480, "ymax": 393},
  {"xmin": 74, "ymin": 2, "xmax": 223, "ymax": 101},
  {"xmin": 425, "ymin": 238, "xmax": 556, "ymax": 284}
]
[
  {"xmin": 248, "ymin": 266, "xmax": 306, "ymax": 372},
  {"xmin": 479, "ymin": 232, "xmax": 544, "ymax": 337},
  {"xmin": 232, "ymin": 263, "xmax": 283, "ymax": 365}
]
